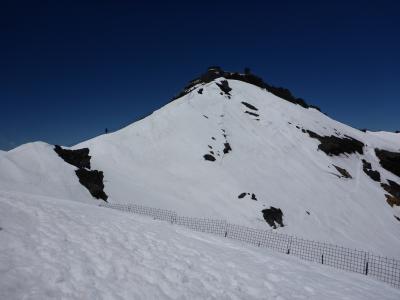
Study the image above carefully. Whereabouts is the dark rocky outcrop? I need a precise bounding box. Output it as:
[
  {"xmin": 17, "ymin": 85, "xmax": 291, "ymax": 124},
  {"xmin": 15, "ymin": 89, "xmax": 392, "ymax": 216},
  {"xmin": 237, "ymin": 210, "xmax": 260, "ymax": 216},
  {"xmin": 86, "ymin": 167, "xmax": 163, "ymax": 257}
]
[
  {"xmin": 386, "ymin": 195, "xmax": 400, "ymax": 207},
  {"xmin": 54, "ymin": 145, "xmax": 108, "ymax": 202},
  {"xmin": 216, "ymin": 80, "xmax": 232, "ymax": 95},
  {"xmin": 305, "ymin": 130, "xmax": 364, "ymax": 156},
  {"xmin": 75, "ymin": 169, "xmax": 108, "ymax": 201},
  {"xmin": 171, "ymin": 67, "xmax": 321, "ymax": 111},
  {"xmin": 54, "ymin": 145, "xmax": 91, "ymax": 169},
  {"xmin": 203, "ymin": 154, "xmax": 216, "ymax": 161},
  {"xmin": 333, "ymin": 165, "xmax": 352, "ymax": 179},
  {"xmin": 309, "ymin": 105, "xmax": 321, "ymax": 112},
  {"xmin": 197, "ymin": 88, "xmax": 203, "ymax": 94},
  {"xmin": 226, "ymin": 71, "xmax": 316, "ymax": 109},
  {"xmin": 241, "ymin": 101, "xmax": 258, "ymax": 111},
  {"xmin": 223, "ymin": 142, "xmax": 232, "ymax": 154},
  {"xmin": 244, "ymin": 111, "xmax": 259, "ymax": 117},
  {"xmin": 262, "ymin": 207, "xmax": 284, "ymax": 229},
  {"xmin": 362, "ymin": 159, "xmax": 381, "ymax": 182},
  {"xmin": 238, "ymin": 192, "xmax": 257, "ymax": 201},
  {"xmin": 381, "ymin": 180, "xmax": 400, "ymax": 207},
  {"xmin": 375, "ymin": 149, "xmax": 400, "ymax": 177}
]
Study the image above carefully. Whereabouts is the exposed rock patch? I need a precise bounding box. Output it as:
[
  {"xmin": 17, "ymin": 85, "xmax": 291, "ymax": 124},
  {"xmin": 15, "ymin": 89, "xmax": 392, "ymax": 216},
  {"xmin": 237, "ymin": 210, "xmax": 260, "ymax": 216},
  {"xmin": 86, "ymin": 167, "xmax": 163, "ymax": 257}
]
[
  {"xmin": 386, "ymin": 195, "xmax": 400, "ymax": 207},
  {"xmin": 375, "ymin": 149, "xmax": 400, "ymax": 177},
  {"xmin": 241, "ymin": 101, "xmax": 258, "ymax": 111},
  {"xmin": 171, "ymin": 67, "xmax": 320, "ymax": 111},
  {"xmin": 223, "ymin": 142, "xmax": 232, "ymax": 154},
  {"xmin": 238, "ymin": 192, "xmax": 257, "ymax": 201},
  {"xmin": 381, "ymin": 180, "xmax": 400, "ymax": 207},
  {"xmin": 216, "ymin": 80, "xmax": 232, "ymax": 95},
  {"xmin": 333, "ymin": 165, "xmax": 352, "ymax": 179},
  {"xmin": 305, "ymin": 130, "xmax": 364, "ymax": 156},
  {"xmin": 197, "ymin": 88, "xmax": 203, "ymax": 94},
  {"xmin": 262, "ymin": 207, "xmax": 284, "ymax": 229},
  {"xmin": 54, "ymin": 145, "xmax": 91, "ymax": 169},
  {"xmin": 54, "ymin": 145, "xmax": 108, "ymax": 202},
  {"xmin": 75, "ymin": 169, "xmax": 108, "ymax": 201},
  {"xmin": 244, "ymin": 111, "xmax": 259, "ymax": 117},
  {"xmin": 203, "ymin": 154, "xmax": 216, "ymax": 161},
  {"xmin": 362, "ymin": 159, "xmax": 381, "ymax": 182}
]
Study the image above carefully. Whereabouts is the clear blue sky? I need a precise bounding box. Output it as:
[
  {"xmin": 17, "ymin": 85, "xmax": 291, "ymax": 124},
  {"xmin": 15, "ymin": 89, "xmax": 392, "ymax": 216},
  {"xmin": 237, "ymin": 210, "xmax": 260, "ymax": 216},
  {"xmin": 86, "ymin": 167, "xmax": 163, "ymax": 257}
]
[{"xmin": 1, "ymin": 0, "xmax": 399, "ymax": 150}]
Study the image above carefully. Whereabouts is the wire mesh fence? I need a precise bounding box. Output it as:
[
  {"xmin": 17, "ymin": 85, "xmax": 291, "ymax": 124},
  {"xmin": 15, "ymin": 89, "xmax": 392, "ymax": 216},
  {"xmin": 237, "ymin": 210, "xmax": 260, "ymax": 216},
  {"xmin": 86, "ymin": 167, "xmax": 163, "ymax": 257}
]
[{"xmin": 101, "ymin": 202, "xmax": 400, "ymax": 289}]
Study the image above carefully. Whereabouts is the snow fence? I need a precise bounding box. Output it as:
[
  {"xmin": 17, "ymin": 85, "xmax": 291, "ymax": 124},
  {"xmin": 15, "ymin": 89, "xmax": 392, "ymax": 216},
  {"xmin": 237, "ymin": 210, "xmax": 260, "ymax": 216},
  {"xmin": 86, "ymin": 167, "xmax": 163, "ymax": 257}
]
[{"xmin": 100, "ymin": 202, "xmax": 400, "ymax": 289}]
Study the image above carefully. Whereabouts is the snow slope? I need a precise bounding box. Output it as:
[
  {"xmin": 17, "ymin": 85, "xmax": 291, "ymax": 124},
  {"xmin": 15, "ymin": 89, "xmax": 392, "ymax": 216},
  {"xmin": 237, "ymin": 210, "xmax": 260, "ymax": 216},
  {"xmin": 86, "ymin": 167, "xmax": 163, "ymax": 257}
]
[
  {"xmin": 0, "ymin": 142, "xmax": 92, "ymax": 202},
  {"xmin": 1, "ymin": 190, "xmax": 399, "ymax": 300},
  {"xmin": 0, "ymin": 73, "xmax": 399, "ymax": 257},
  {"xmin": 77, "ymin": 78, "xmax": 400, "ymax": 257}
]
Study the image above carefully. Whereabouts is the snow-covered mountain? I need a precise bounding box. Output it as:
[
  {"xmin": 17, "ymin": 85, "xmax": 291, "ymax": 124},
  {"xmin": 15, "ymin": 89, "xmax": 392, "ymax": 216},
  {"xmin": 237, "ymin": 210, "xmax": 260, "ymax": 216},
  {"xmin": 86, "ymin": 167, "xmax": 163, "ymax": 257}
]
[{"xmin": 1, "ymin": 67, "xmax": 399, "ymax": 257}]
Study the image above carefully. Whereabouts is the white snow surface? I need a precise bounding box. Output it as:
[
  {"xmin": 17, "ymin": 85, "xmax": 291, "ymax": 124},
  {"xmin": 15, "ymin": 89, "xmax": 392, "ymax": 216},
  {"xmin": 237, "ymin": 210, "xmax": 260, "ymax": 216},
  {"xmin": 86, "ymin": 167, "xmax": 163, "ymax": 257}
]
[
  {"xmin": 1, "ymin": 78, "xmax": 399, "ymax": 257},
  {"xmin": 1, "ymin": 190, "xmax": 399, "ymax": 300},
  {"xmin": 0, "ymin": 142, "xmax": 91, "ymax": 202}
]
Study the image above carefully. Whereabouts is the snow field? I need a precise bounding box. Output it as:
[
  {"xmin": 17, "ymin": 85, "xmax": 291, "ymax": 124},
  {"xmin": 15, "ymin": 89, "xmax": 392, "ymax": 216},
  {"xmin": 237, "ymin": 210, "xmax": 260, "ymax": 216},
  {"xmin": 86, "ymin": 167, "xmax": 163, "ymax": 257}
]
[{"xmin": 1, "ymin": 190, "xmax": 399, "ymax": 300}]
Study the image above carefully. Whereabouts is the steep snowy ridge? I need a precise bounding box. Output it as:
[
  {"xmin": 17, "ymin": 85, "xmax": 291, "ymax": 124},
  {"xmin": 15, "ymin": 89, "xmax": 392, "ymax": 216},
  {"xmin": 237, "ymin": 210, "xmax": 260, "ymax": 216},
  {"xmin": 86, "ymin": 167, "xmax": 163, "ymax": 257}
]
[{"xmin": 0, "ymin": 69, "xmax": 399, "ymax": 258}]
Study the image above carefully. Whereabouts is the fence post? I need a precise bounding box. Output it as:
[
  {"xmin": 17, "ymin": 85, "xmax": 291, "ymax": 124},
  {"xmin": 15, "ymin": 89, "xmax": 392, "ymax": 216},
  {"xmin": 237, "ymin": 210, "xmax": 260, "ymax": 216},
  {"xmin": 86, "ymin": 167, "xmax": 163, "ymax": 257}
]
[
  {"xmin": 364, "ymin": 252, "xmax": 369, "ymax": 275},
  {"xmin": 287, "ymin": 236, "xmax": 292, "ymax": 254},
  {"xmin": 224, "ymin": 222, "xmax": 228, "ymax": 238}
]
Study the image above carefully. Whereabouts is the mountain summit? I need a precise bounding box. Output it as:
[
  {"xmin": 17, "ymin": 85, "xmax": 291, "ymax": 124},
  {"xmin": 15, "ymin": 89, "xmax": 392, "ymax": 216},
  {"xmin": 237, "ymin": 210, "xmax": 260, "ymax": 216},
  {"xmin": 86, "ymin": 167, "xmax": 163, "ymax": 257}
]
[{"xmin": 1, "ymin": 67, "xmax": 399, "ymax": 257}]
